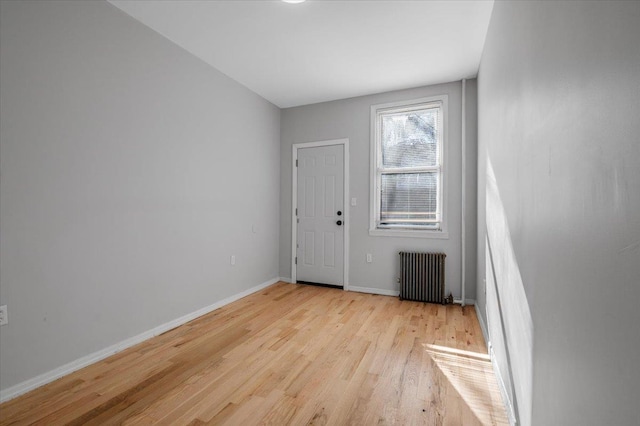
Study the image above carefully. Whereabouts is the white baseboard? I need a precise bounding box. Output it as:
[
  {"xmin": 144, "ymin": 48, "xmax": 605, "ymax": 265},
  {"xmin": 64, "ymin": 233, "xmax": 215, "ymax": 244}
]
[
  {"xmin": 489, "ymin": 346, "xmax": 517, "ymax": 426},
  {"xmin": 0, "ymin": 277, "xmax": 280, "ymax": 403},
  {"xmin": 454, "ymin": 298, "xmax": 476, "ymax": 306},
  {"xmin": 474, "ymin": 303, "xmax": 490, "ymax": 346},
  {"xmin": 278, "ymin": 277, "xmax": 292, "ymax": 283},
  {"xmin": 348, "ymin": 285, "xmax": 399, "ymax": 297},
  {"xmin": 477, "ymin": 303, "xmax": 516, "ymax": 426}
]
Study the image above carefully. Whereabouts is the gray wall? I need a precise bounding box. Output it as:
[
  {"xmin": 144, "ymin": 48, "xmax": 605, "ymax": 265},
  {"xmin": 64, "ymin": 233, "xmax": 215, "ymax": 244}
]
[
  {"xmin": 477, "ymin": 1, "xmax": 640, "ymax": 425},
  {"xmin": 280, "ymin": 81, "xmax": 478, "ymax": 300},
  {"xmin": 0, "ymin": 0, "xmax": 280, "ymax": 392}
]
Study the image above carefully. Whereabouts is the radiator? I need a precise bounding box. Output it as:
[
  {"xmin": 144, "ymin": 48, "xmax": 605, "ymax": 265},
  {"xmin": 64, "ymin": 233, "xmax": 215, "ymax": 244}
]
[{"xmin": 399, "ymin": 252, "xmax": 446, "ymax": 304}]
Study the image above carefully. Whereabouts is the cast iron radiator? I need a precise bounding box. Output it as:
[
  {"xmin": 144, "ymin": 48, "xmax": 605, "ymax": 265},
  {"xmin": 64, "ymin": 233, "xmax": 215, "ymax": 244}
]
[{"xmin": 399, "ymin": 251, "xmax": 446, "ymax": 303}]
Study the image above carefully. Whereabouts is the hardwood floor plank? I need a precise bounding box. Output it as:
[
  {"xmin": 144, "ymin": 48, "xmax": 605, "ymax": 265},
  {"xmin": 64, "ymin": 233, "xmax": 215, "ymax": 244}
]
[{"xmin": 0, "ymin": 282, "xmax": 508, "ymax": 425}]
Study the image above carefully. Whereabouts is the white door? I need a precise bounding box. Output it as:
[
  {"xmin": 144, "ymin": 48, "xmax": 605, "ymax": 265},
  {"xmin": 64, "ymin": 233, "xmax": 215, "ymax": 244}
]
[{"xmin": 296, "ymin": 144, "xmax": 344, "ymax": 287}]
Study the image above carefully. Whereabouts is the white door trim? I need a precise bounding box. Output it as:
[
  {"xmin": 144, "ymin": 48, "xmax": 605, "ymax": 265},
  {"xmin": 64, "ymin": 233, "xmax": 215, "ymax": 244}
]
[{"xmin": 292, "ymin": 138, "xmax": 349, "ymax": 290}]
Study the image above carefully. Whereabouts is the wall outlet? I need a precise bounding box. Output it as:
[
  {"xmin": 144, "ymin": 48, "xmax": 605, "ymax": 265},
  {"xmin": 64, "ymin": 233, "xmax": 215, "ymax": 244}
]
[
  {"xmin": 366, "ymin": 253, "xmax": 372, "ymax": 263},
  {"xmin": 0, "ymin": 305, "xmax": 7, "ymax": 326},
  {"xmin": 230, "ymin": 255, "xmax": 236, "ymax": 266}
]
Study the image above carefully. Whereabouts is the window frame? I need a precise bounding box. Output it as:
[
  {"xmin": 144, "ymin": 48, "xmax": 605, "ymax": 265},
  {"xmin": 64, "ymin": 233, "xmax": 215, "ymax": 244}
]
[{"xmin": 369, "ymin": 95, "xmax": 449, "ymax": 239}]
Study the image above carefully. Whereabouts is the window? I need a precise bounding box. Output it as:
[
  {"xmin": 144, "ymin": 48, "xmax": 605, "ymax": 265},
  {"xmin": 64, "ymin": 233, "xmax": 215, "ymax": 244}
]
[{"xmin": 370, "ymin": 96, "xmax": 448, "ymax": 238}]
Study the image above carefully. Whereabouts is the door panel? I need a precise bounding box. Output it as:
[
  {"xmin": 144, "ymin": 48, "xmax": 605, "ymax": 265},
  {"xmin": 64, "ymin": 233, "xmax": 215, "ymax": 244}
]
[
  {"xmin": 323, "ymin": 232, "xmax": 335, "ymax": 267},
  {"xmin": 303, "ymin": 231, "xmax": 315, "ymax": 265},
  {"xmin": 296, "ymin": 144, "xmax": 344, "ymax": 286}
]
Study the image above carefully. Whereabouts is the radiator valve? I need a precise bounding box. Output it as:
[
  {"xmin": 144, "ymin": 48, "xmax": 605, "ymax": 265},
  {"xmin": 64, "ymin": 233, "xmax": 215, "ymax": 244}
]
[{"xmin": 443, "ymin": 293, "xmax": 454, "ymax": 305}]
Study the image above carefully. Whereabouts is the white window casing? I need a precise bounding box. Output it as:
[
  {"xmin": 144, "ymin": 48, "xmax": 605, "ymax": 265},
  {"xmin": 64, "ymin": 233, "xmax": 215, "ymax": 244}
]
[{"xmin": 369, "ymin": 95, "xmax": 449, "ymax": 239}]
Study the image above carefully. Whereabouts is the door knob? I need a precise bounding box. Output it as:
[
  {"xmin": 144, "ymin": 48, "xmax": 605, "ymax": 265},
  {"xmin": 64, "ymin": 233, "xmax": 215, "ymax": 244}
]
[
  {"xmin": 337, "ymin": 211, "xmax": 342, "ymax": 216},
  {"xmin": 336, "ymin": 220, "xmax": 342, "ymax": 226}
]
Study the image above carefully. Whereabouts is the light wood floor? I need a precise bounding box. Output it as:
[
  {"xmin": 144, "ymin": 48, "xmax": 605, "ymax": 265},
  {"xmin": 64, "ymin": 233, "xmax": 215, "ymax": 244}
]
[{"xmin": 0, "ymin": 282, "xmax": 508, "ymax": 425}]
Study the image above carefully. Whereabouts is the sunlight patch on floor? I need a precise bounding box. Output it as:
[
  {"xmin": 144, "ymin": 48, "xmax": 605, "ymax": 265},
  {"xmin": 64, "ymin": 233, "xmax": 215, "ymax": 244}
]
[{"xmin": 424, "ymin": 343, "xmax": 509, "ymax": 425}]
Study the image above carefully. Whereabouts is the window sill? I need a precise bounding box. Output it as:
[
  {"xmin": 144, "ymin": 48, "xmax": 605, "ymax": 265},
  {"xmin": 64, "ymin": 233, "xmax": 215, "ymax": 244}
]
[{"xmin": 368, "ymin": 228, "xmax": 449, "ymax": 239}]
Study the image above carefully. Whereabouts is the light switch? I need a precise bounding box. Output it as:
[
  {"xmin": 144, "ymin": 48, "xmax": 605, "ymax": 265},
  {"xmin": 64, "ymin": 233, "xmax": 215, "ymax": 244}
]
[{"xmin": 351, "ymin": 197, "xmax": 357, "ymax": 206}]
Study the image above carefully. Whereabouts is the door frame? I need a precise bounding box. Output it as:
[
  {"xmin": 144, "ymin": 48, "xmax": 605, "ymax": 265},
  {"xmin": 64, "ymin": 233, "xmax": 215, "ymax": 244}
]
[{"xmin": 291, "ymin": 138, "xmax": 350, "ymax": 290}]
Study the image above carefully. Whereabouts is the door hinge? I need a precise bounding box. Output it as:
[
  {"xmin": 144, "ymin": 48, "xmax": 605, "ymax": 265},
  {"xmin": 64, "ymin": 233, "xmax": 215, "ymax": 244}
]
[
  {"xmin": 296, "ymin": 159, "xmax": 298, "ymax": 167},
  {"xmin": 295, "ymin": 257, "xmax": 297, "ymax": 265},
  {"xmin": 295, "ymin": 208, "xmax": 298, "ymax": 216}
]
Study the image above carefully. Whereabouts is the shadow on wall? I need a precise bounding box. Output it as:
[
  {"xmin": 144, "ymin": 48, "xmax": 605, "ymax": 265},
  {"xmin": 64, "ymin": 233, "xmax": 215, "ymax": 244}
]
[{"xmin": 485, "ymin": 157, "xmax": 534, "ymax": 426}]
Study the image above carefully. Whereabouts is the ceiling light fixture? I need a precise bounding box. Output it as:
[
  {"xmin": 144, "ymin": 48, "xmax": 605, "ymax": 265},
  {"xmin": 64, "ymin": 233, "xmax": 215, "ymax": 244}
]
[{"xmin": 282, "ymin": 0, "xmax": 306, "ymax": 4}]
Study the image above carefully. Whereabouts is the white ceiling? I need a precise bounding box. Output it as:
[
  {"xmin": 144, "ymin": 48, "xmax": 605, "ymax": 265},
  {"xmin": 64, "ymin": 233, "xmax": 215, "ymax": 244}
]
[{"xmin": 108, "ymin": 0, "xmax": 494, "ymax": 108}]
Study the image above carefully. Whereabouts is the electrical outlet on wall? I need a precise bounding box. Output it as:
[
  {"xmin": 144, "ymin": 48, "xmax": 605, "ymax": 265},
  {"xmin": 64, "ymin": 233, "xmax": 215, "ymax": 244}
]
[
  {"xmin": 366, "ymin": 253, "xmax": 372, "ymax": 263},
  {"xmin": 0, "ymin": 305, "xmax": 8, "ymax": 326}
]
